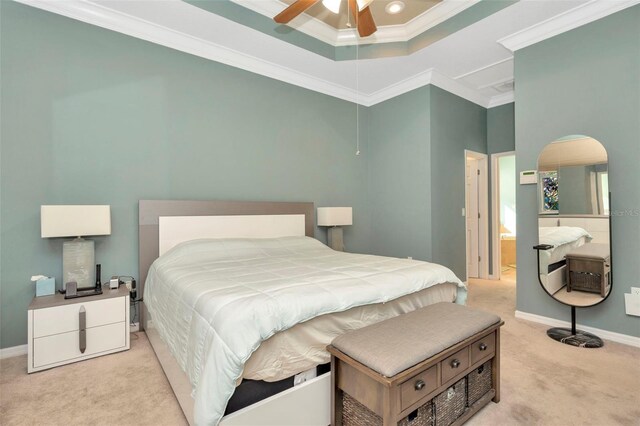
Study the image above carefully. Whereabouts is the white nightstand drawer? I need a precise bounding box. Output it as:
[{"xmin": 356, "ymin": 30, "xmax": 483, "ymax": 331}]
[
  {"xmin": 33, "ymin": 321, "xmax": 126, "ymax": 369},
  {"xmin": 33, "ymin": 297, "xmax": 125, "ymax": 338}
]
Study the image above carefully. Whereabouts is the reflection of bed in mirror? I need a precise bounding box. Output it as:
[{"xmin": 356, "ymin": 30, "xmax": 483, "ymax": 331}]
[
  {"xmin": 537, "ymin": 223, "xmax": 593, "ymax": 294},
  {"xmin": 138, "ymin": 200, "xmax": 466, "ymax": 425}
]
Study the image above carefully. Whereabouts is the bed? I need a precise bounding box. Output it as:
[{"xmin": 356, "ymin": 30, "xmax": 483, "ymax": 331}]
[
  {"xmin": 139, "ymin": 200, "xmax": 466, "ymax": 426},
  {"xmin": 538, "ymin": 226, "xmax": 593, "ymax": 294}
]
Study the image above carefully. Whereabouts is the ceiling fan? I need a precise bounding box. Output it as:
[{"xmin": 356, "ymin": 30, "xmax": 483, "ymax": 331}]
[{"xmin": 274, "ymin": 0, "xmax": 377, "ymax": 37}]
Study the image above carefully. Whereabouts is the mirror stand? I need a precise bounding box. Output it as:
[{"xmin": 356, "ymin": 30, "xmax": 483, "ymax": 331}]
[{"xmin": 533, "ymin": 246, "xmax": 604, "ymax": 348}]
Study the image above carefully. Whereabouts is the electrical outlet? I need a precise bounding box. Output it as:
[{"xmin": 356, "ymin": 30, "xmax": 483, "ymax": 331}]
[
  {"xmin": 408, "ymin": 256, "xmax": 413, "ymax": 260},
  {"xmin": 631, "ymin": 287, "xmax": 640, "ymax": 296},
  {"xmin": 130, "ymin": 322, "xmax": 140, "ymax": 332}
]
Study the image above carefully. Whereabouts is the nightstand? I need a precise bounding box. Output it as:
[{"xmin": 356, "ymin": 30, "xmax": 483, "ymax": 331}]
[{"xmin": 27, "ymin": 285, "xmax": 130, "ymax": 373}]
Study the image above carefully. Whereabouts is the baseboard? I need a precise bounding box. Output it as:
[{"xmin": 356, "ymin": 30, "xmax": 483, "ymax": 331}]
[
  {"xmin": 0, "ymin": 344, "xmax": 28, "ymax": 359},
  {"xmin": 515, "ymin": 310, "xmax": 640, "ymax": 348}
]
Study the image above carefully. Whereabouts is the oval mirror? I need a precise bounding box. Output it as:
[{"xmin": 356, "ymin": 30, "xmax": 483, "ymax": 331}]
[{"xmin": 536, "ymin": 136, "xmax": 611, "ymax": 307}]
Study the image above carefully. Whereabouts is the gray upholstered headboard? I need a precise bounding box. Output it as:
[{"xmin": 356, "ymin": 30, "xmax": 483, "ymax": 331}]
[{"xmin": 138, "ymin": 200, "xmax": 315, "ymax": 327}]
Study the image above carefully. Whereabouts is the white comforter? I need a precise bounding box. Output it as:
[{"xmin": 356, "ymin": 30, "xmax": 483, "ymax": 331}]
[
  {"xmin": 144, "ymin": 237, "xmax": 466, "ymax": 425},
  {"xmin": 539, "ymin": 226, "xmax": 592, "ymax": 248},
  {"xmin": 538, "ymin": 226, "xmax": 593, "ymax": 268}
]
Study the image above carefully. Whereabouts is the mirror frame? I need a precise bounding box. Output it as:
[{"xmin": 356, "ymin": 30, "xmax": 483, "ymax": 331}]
[{"xmin": 534, "ymin": 136, "xmax": 613, "ymax": 309}]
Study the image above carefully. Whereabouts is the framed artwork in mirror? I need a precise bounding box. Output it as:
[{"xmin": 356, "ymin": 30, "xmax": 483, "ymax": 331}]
[{"xmin": 539, "ymin": 171, "xmax": 559, "ymax": 214}]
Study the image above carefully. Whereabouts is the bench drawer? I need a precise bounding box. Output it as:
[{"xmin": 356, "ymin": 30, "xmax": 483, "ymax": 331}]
[
  {"xmin": 441, "ymin": 347, "xmax": 469, "ymax": 384},
  {"xmin": 471, "ymin": 332, "xmax": 496, "ymax": 365},
  {"xmin": 400, "ymin": 364, "xmax": 438, "ymax": 411}
]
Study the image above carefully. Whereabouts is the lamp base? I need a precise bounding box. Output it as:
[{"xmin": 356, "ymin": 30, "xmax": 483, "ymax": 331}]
[
  {"xmin": 327, "ymin": 227, "xmax": 344, "ymax": 251},
  {"xmin": 63, "ymin": 238, "xmax": 95, "ymax": 290}
]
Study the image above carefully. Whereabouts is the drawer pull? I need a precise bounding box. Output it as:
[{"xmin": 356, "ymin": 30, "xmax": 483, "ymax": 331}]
[
  {"xmin": 79, "ymin": 306, "xmax": 86, "ymax": 354},
  {"xmin": 414, "ymin": 380, "xmax": 426, "ymax": 391},
  {"xmin": 450, "ymin": 359, "xmax": 461, "ymax": 369},
  {"xmin": 479, "ymin": 343, "xmax": 488, "ymax": 351}
]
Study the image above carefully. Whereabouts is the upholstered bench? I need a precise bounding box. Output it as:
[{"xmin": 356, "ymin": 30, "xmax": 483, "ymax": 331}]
[
  {"xmin": 565, "ymin": 243, "xmax": 610, "ymax": 297},
  {"xmin": 327, "ymin": 302, "xmax": 503, "ymax": 426}
]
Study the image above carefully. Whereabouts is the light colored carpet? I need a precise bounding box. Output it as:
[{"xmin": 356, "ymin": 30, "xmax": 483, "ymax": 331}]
[
  {"xmin": 551, "ymin": 286, "xmax": 604, "ymax": 307},
  {"xmin": 0, "ymin": 333, "xmax": 187, "ymax": 426},
  {"xmin": 1, "ymin": 272, "xmax": 639, "ymax": 425},
  {"xmin": 466, "ymin": 273, "xmax": 640, "ymax": 426}
]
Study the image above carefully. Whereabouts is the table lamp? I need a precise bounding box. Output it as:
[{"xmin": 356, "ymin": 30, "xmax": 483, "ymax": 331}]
[
  {"xmin": 317, "ymin": 207, "xmax": 352, "ymax": 251},
  {"xmin": 41, "ymin": 205, "xmax": 111, "ymax": 290}
]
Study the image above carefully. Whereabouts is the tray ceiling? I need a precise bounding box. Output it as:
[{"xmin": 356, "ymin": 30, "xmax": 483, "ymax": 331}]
[
  {"xmin": 276, "ymin": 0, "xmax": 443, "ymax": 29},
  {"xmin": 15, "ymin": 0, "xmax": 640, "ymax": 108},
  {"xmin": 203, "ymin": 0, "xmax": 510, "ymax": 54}
]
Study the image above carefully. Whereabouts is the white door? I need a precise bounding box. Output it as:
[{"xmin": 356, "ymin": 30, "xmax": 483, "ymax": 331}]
[{"xmin": 466, "ymin": 158, "xmax": 480, "ymax": 278}]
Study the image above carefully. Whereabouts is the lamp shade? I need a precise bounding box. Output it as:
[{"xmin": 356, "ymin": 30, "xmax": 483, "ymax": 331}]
[
  {"xmin": 41, "ymin": 205, "xmax": 111, "ymax": 238},
  {"xmin": 317, "ymin": 207, "xmax": 353, "ymax": 227}
]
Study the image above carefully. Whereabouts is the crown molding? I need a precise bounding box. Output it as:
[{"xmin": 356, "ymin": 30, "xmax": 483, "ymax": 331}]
[
  {"xmin": 498, "ymin": 0, "xmax": 640, "ymax": 52},
  {"xmin": 430, "ymin": 69, "xmax": 491, "ymax": 107},
  {"xmin": 360, "ymin": 68, "xmax": 491, "ymax": 107},
  {"xmin": 401, "ymin": 0, "xmax": 482, "ymax": 41},
  {"xmin": 232, "ymin": 0, "xmax": 480, "ymax": 47},
  {"xmin": 360, "ymin": 68, "xmax": 435, "ymax": 106},
  {"xmin": 230, "ymin": 0, "xmax": 340, "ymax": 46},
  {"xmin": 487, "ymin": 92, "xmax": 514, "ymax": 108},
  {"xmin": 17, "ymin": 0, "xmax": 497, "ymax": 108},
  {"xmin": 16, "ymin": 0, "xmax": 361, "ymax": 104}
]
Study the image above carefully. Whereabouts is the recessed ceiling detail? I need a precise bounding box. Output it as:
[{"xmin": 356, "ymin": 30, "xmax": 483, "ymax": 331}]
[
  {"xmin": 15, "ymin": 0, "xmax": 638, "ymax": 110},
  {"xmin": 276, "ymin": 0, "xmax": 441, "ymax": 30},
  {"xmin": 186, "ymin": 0, "xmax": 517, "ymax": 60}
]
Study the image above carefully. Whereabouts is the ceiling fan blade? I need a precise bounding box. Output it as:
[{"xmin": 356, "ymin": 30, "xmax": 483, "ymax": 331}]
[
  {"xmin": 347, "ymin": 0, "xmax": 376, "ymax": 37},
  {"xmin": 357, "ymin": 6, "xmax": 376, "ymax": 37},
  {"xmin": 274, "ymin": 0, "xmax": 320, "ymax": 24}
]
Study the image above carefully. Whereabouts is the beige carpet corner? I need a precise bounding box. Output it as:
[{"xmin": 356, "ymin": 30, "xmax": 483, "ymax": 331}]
[
  {"xmin": 1, "ymin": 271, "xmax": 639, "ymax": 425},
  {"xmin": 0, "ymin": 333, "xmax": 187, "ymax": 426}
]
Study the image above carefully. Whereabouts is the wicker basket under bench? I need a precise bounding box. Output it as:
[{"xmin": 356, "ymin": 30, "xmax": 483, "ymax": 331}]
[{"xmin": 328, "ymin": 302, "xmax": 503, "ymax": 426}]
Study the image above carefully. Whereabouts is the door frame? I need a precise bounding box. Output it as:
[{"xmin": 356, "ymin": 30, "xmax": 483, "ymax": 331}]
[
  {"xmin": 464, "ymin": 150, "xmax": 489, "ymax": 280},
  {"xmin": 490, "ymin": 151, "xmax": 516, "ymax": 280}
]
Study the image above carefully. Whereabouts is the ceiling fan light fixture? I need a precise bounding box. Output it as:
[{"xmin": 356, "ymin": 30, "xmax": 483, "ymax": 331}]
[
  {"xmin": 322, "ymin": 0, "xmax": 341, "ymax": 14},
  {"xmin": 356, "ymin": 0, "xmax": 374, "ymax": 12},
  {"xmin": 385, "ymin": 1, "xmax": 405, "ymax": 14}
]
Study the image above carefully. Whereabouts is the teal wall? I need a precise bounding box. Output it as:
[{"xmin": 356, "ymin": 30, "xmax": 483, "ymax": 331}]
[
  {"xmin": 367, "ymin": 86, "xmax": 488, "ymax": 281},
  {"xmin": 487, "ymin": 103, "xmax": 515, "ymax": 154},
  {"xmin": 430, "ymin": 87, "xmax": 487, "ymax": 280},
  {"xmin": 515, "ymin": 5, "xmax": 640, "ymax": 337},
  {"xmin": 557, "ymin": 165, "xmax": 592, "ymax": 215},
  {"xmin": 367, "ymin": 88, "xmax": 432, "ymax": 261},
  {"xmin": 0, "ymin": 2, "xmax": 370, "ymax": 348},
  {"xmin": 0, "ymin": 2, "xmax": 491, "ymax": 348}
]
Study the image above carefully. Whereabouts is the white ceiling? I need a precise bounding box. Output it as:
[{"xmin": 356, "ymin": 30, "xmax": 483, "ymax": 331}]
[{"xmin": 17, "ymin": 0, "xmax": 640, "ymax": 108}]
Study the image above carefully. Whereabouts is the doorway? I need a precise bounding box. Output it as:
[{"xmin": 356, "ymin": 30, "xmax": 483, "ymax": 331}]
[
  {"xmin": 465, "ymin": 150, "xmax": 489, "ymax": 279},
  {"xmin": 490, "ymin": 151, "xmax": 517, "ymax": 280}
]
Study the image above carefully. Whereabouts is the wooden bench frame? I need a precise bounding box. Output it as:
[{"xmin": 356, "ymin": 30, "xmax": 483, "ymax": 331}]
[{"xmin": 328, "ymin": 321, "xmax": 504, "ymax": 426}]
